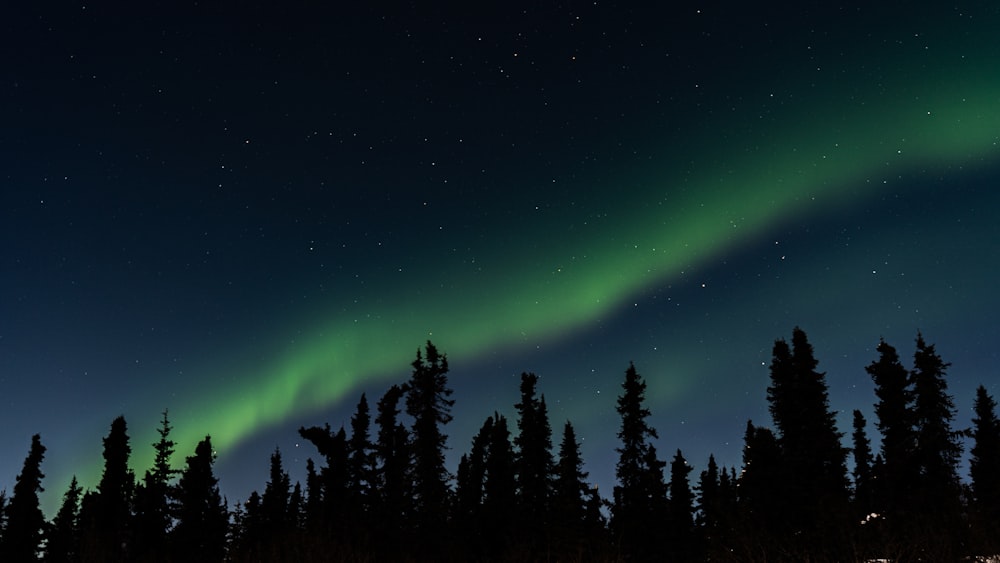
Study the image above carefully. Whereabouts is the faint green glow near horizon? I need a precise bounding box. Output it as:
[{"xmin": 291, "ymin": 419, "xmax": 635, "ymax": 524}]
[{"xmin": 59, "ymin": 63, "xmax": 1000, "ymax": 510}]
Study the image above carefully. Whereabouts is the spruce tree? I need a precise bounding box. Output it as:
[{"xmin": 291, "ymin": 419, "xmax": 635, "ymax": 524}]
[
  {"xmin": 455, "ymin": 415, "xmax": 492, "ymax": 556},
  {"xmin": 298, "ymin": 424, "xmax": 350, "ymax": 537},
  {"xmin": 970, "ymin": 385, "xmax": 1000, "ymax": 553},
  {"xmin": 866, "ymin": 338, "xmax": 917, "ymax": 546},
  {"xmin": 552, "ymin": 420, "xmax": 590, "ymax": 552},
  {"xmin": 2, "ymin": 434, "xmax": 46, "ymax": 561},
  {"xmin": 288, "ymin": 481, "xmax": 304, "ymax": 532},
  {"xmin": 373, "ymin": 384, "xmax": 411, "ymax": 554},
  {"xmin": 46, "ymin": 475, "xmax": 83, "ymax": 563},
  {"xmin": 405, "ymin": 341, "xmax": 454, "ymax": 555},
  {"xmin": 910, "ymin": 334, "xmax": 964, "ymax": 555},
  {"xmin": 513, "ymin": 372, "xmax": 554, "ymax": 551},
  {"xmin": 851, "ymin": 409, "xmax": 875, "ymax": 519},
  {"xmin": 668, "ymin": 449, "xmax": 696, "ymax": 562},
  {"xmin": 80, "ymin": 415, "xmax": 134, "ymax": 563},
  {"xmin": 696, "ymin": 455, "xmax": 720, "ymax": 543},
  {"xmin": 483, "ymin": 413, "xmax": 517, "ymax": 555},
  {"xmin": 231, "ymin": 491, "xmax": 262, "ymax": 559},
  {"xmin": 171, "ymin": 436, "xmax": 228, "ymax": 563},
  {"xmin": 258, "ymin": 448, "xmax": 291, "ymax": 556},
  {"xmin": 133, "ymin": 410, "xmax": 180, "ymax": 563},
  {"xmin": 736, "ymin": 421, "xmax": 782, "ymax": 556},
  {"xmin": 696, "ymin": 454, "xmax": 735, "ymax": 559},
  {"xmin": 612, "ymin": 362, "xmax": 667, "ymax": 562},
  {"xmin": 347, "ymin": 393, "xmax": 375, "ymax": 524},
  {"xmin": 765, "ymin": 328, "xmax": 850, "ymax": 556}
]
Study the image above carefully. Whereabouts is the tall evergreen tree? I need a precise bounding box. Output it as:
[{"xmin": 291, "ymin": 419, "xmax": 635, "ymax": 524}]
[
  {"xmin": 696, "ymin": 454, "xmax": 736, "ymax": 559},
  {"xmin": 171, "ymin": 436, "xmax": 228, "ymax": 563},
  {"xmin": 851, "ymin": 409, "xmax": 875, "ymax": 519},
  {"xmin": 231, "ymin": 491, "xmax": 262, "ymax": 559},
  {"xmin": 133, "ymin": 410, "xmax": 180, "ymax": 563},
  {"xmin": 513, "ymin": 372, "xmax": 554, "ymax": 551},
  {"xmin": 254, "ymin": 448, "xmax": 292, "ymax": 558},
  {"xmin": 2, "ymin": 434, "xmax": 46, "ymax": 561},
  {"xmin": 80, "ymin": 416, "xmax": 134, "ymax": 563},
  {"xmin": 303, "ymin": 458, "xmax": 323, "ymax": 535},
  {"xmin": 696, "ymin": 455, "xmax": 720, "ymax": 544},
  {"xmin": 483, "ymin": 413, "xmax": 517, "ymax": 556},
  {"xmin": 736, "ymin": 421, "xmax": 782, "ymax": 557},
  {"xmin": 298, "ymin": 423, "xmax": 350, "ymax": 539},
  {"xmin": 668, "ymin": 449, "xmax": 696, "ymax": 562},
  {"xmin": 405, "ymin": 341, "xmax": 454, "ymax": 554},
  {"xmin": 347, "ymin": 393, "xmax": 376, "ymax": 524},
  {"xmin": 865, "ymin": 338, "xmax": 917, "ymax": 548},
  {"xmin": 46, "ymin": 475, "xmax": 83, "ymax": 563},
  {"xmin": 612, "ymin": 362, "xmax": 667, "ymax": 562},
  {"xmin": 552, "ymin": 420, "xmax": 590, "ymax": 552},
  {"xmin": 455, "ymin": 414, "xmax": 493, "ymax": 556},
  {"xmin": 970, "ymin": 385, "xmax": 1000, "ymax": 553},
  {"xmin": 910, "ymin": 334, "xmax": 964, "ymax": 555},
  {"xmin": 261, "ymin": 449, "xmax": 291, "ymax": 529},
  {"xmin": 287, "ymin": 481, "xmax": 304, "ymax": 532},
  {"xmin": 765, "ymin": 328, "xmax": 850, "ymax": 556},
  {"xmin": 373, "ymin": 384, "xmax": 411, "ymax": 555}
]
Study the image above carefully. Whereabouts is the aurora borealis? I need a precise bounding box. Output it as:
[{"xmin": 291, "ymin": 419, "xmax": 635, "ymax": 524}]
[{"xmin": 2, "ymin": 3, "xmax": 999, "ymax": 515}]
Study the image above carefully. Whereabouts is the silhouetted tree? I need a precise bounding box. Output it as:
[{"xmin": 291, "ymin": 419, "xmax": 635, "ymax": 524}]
[
  {"xmin": 696, "ymin": 455, "xmax": 720, "ymax": 548},
  {"xmin": 287, "ymin": 481, "xmax": 304, "ymax": 532},
  {"xmin": 171, "ymin": 436, "xmax": 227, "ymax": 563},
  {"xmin": 851, "ymin": 410, "xmax": 875, "ymax": 517},
  {"xmin": 612, "ymin": 362, "xmax": 667, "ymax": 562},
  {"xmin": 736, "ymin": 421, "xmax": 782, "ymax": 557},
  {"xmin": 851, "ymin": 409, "xmax": 877, "ymax": 558},
  {"xmin": 80, "ymin": 415, "xmax": 134, "ymax": 563},
  {"xmin": 455, "ymin": 415, "xmax": 492, "ymax": 556},
  {"xmin": 0, "ymin": 491, "xmax": 7, "ymax": 546},
  {"xmin": 483, "ymin": 413, "xmax": 517, "ymax": 557},
  {"xmin": 405, "ymin": 341, "xmax": 454, "ymax": 555},
  {"xmin": 552, "ymin": 421, "xmax": 591, "ymax": 555},
  {"xmin": 347, "ymin": 393, "xmax": 375, "ymax": 528},
  {"xmin": 252, "ymin": 448, "xmax": 292, "ymax": 558},
  {"xmin": 229, "ymin": 491, "xmax": 262, "ymax": 559},
  {"xmin": 373, "ymin": 384, "xmax": 411, "ymax": 555},
  {"xmin": 513, "ymin": 372, "xmax": 554, "ymax": 551},
  {"xmin": 970, "ymin": 385, "xmax": 1000, "ymax": 554},
  {"xmin": 866, "ymin": 338, "xmax": 917, "ymax": 549},
  {"xmin": 910, "ymin": 334, "xmax": 965, "ymax": 557},
  {"xmin": 45, "ymin": 475, "xmax": 83, "ymax": 563},
  {"xmin": 667, "ymin": 449, "xmax": 696, "ymax": 562},
  {"xmin": 302, "ymin": 458, "xmax": 323, "ymax": 534},
  {"xmin": 765, "ymin": 328, "xmax": 850, "ymax": 557},
  {"xmin": 133, "ymin": 410, "xmax": 180, "ymax": 563},
  {"xmin": 298, "ymin": 423, "xmax": 350, "ymax": 540},
  {"xmin": 696, "ymin": 455, "xmax": 736, "ymax": 559},
  {"xmin": 0, "ymin": 491, "xmax": 7, "ymax": 545},
  {"xmin": 2, "ymin": 434, "xmax": 46, "ymax": 561}
]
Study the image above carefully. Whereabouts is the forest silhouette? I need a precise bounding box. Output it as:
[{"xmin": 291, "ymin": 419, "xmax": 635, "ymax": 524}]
[{"xmin": 2, "ymin": 329, "xmax": 999, "ymax": 562}]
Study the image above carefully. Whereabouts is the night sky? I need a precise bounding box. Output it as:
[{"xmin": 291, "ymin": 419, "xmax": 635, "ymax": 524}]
[{"xmin": 3, "ymin": 3, "xmax": 999, "ymax": 515}]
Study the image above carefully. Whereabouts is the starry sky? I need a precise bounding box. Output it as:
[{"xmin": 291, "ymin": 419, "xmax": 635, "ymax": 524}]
[{"xmin": 2, "ymin": 3, "xmax": 999, "ymax": 515}]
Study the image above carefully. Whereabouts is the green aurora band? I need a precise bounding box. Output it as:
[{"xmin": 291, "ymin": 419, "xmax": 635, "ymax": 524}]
[
  {"xmin": 58, "ymin": 48, "xmax": 1000, "ymax": 503},
  {"xmin": 176, "ymin": 73, "xmax": 1000, "ymax": 456}
]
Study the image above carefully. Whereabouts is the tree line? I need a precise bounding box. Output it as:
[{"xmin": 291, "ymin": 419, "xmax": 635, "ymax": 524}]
[{"xmin": 2, "ymin": 329, "xmax": 999, "ymax": 562}]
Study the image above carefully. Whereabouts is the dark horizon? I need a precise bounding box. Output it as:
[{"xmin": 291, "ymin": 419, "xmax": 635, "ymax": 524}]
[{"xmin": 4, "ymin": 331, "xmax": 1000, "ymax": 561}]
